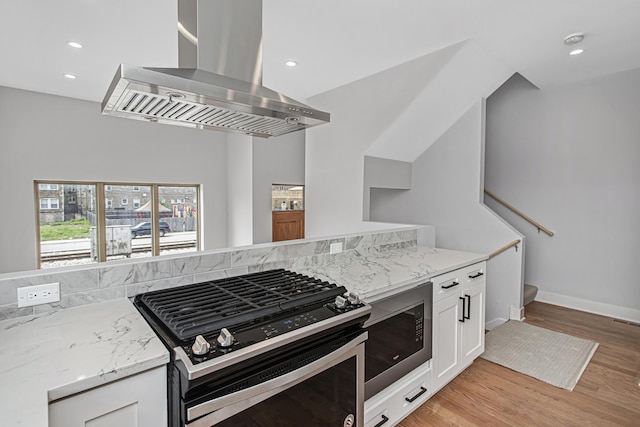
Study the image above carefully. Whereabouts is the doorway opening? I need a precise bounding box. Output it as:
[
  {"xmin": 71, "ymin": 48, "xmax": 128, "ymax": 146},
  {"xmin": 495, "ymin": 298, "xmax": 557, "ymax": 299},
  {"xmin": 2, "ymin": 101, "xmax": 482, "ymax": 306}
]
[{"xmin": 272, "ymin": 184, "xmax": 304, "ymax": 242}]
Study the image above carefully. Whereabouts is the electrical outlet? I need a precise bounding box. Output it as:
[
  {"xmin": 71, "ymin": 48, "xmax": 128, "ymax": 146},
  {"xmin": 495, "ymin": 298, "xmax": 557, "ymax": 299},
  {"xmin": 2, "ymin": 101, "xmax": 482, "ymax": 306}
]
[
  {"xmin": 17, "ymin": 282, "xmax": 60, "ymax": 307},
  {"xmin": 330, "ymin": 242, "xmax": 343, "ymax": 254}
]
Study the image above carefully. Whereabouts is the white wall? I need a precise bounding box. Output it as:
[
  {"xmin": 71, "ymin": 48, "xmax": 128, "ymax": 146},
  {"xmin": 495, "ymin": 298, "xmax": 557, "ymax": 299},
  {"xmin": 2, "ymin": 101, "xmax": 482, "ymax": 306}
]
[
  {"xmin": 369, "ymin": 102, "xmax": 524, "ymax": 325},
  {"xmin": 226, "ymin": 133, "xmax": 253, "ymax": 247},
  {"xmin": 0, "ymin": 86, "xmax": 229, "ymax": 274},
  {"xmin": 305, "ymin": 40, "xmax": 513, "ymax": 238},
  {"xmin": 485, "ymin": 70, "xmax": 640, "ymax": 320},
  {"xmin": 363, "ymin": 156, "xmax": 412, "ymax": 221},
  {"xmin": 252, "ymin": 131, "xmax": 306, "ymax": 244}
]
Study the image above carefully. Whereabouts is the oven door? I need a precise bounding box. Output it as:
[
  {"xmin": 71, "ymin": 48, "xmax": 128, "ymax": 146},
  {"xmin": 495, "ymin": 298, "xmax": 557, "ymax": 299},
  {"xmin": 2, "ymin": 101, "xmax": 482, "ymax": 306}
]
[{"xmin": 185, "ymin": 331, "xmax": 367, "ymax": 427}]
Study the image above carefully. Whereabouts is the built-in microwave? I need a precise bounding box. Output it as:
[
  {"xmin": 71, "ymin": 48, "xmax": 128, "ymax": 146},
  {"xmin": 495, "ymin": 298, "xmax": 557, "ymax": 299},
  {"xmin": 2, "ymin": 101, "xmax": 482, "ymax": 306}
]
[{"xmin": 363, "ymin": 280, "xmax": 433, "ymax": 400}]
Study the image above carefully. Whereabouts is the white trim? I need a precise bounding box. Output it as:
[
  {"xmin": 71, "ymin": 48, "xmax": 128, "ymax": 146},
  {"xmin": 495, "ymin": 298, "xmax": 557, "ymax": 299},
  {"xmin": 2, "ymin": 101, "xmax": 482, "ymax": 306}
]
[
  {"xmin": 485, "ymin": 317, "xmax": 508, "ymax": 330},
  {"xmin": 510, "ymin": 305, "xmax": 525, "ymax": 321},
  {"xmin": 536, "ymin": 290, "xmax": 640, "ymax": 324}
]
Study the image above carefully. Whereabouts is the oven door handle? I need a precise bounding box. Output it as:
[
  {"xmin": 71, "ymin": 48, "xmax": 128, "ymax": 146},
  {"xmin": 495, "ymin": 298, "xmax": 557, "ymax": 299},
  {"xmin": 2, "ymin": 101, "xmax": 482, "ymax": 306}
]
[{"xmin": 186, "ymin": 331, "xmax": 367, "ymax": 426}]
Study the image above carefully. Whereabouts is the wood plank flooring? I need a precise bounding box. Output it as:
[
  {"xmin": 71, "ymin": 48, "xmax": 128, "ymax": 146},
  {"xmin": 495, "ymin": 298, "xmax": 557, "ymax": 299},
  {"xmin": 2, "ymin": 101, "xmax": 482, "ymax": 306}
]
[{"xmin": 399, "ymin": 301, "xmax": 640, "ymax": 426}]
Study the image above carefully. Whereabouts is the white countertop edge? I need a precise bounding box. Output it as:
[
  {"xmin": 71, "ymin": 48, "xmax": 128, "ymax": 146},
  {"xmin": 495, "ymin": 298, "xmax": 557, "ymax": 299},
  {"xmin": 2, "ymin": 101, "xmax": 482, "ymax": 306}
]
[
  {"xmin": 361, "ymin": 254, "xmax": 488, "ymax": 302},
  {"xmin": 47, "ymin": 354, "xmax": 169, "ymax": 402}
]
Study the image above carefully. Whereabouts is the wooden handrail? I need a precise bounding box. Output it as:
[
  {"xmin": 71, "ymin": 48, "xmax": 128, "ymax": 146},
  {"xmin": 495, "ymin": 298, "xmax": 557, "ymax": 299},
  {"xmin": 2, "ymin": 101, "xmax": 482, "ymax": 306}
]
[
  {"xmin": 489, "ymin": 239, "xmax": 521, "ymax": 259},
  {"xmin": 484, "ymin": 189, "xmax": 555, "ymax": 236}
]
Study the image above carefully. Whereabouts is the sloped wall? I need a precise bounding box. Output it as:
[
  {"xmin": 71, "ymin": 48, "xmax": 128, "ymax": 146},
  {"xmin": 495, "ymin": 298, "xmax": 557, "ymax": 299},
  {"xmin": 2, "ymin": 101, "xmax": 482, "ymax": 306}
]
[{"xmin": 370, "ymin": 102, "xmax": 524, "ymax": 325}]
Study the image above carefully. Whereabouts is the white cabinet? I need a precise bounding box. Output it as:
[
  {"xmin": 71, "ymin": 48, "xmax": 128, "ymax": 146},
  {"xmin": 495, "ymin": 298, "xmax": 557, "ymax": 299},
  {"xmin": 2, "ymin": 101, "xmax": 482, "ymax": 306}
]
[
  {"xmin": 432, "ymin": 262, "xmax": 485, "ymax": 391},
  {"xmin": 365, "ymin": 362, "xmax": 432, "ymax": 427},
  {"xmin": 49, "ymin": 366, "xmax": 167, "ymax": 427}
]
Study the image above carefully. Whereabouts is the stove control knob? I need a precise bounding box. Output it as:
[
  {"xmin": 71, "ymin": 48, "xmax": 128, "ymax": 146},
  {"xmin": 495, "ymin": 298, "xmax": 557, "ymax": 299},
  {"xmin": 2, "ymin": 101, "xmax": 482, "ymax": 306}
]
[
  {"xmin": 217, "ymin": 328, "xmax": 234, "ymax": 348},
  {"xmin": 335, "ymin": 295, "xmax": 348, "ymax": 308},
  {"xmin": 192, "ymin": 335, "xmax": 210, "ymax": 356},
  {"xmin": 347, "ymin": 292, "xmax": 360, "ymax": 305}
]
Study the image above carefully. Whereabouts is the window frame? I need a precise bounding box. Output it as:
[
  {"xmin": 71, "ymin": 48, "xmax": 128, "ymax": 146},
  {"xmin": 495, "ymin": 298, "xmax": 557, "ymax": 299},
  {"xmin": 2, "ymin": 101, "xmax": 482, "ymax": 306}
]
[
  {"xmin": 34, "ymin": 181, "xmax": 201, "ymax": 269},
  {"xmin": 39, "ymin": 198, "xmax": 59, "ymax": 209}
]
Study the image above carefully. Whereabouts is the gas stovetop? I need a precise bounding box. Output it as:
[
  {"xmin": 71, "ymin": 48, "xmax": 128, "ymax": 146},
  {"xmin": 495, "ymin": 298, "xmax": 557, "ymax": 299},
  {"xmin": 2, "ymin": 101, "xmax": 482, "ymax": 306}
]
[{"xmin": 133, "ymin": 269, "xmax": 370, "ymax": 376}]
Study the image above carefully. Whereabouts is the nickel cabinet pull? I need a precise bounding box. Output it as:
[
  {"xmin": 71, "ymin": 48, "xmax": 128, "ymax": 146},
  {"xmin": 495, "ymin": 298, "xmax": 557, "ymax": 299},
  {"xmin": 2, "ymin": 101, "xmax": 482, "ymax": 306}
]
[
  {"xmin": 373, "ymin": 414, "xmax": 389, "ymax": 427},
  {"xmin": 464, "ymin": 294, "xmax": 471, "ymax": 320},
  {"xmin": 405, "ymin": 386, "xmax": 428, "ymax": 403},
  {"xmin": 441, "ymin": 281, "xmax": 459, "ymax": 290}
]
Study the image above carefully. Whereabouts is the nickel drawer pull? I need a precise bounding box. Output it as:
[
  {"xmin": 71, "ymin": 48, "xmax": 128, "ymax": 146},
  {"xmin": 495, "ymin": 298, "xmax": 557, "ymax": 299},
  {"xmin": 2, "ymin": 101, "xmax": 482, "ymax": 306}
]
[
  {"xmin": 405, "ymin": 386, "xmax": 428, "ymax": 403},
  {"xmin": 468, "ymin": 271, "xmax": 484, "ymax": 279},
  {"xmin": 373, "ymin": 414, "xmax": 389, "ymax": 427},
  {"xmin": 441, "ymin": 281, "xmax": 459, "ymax": 289},
  {"xmin": 464, "ymin": 294, "xmax": 471, "ymax": 320}
]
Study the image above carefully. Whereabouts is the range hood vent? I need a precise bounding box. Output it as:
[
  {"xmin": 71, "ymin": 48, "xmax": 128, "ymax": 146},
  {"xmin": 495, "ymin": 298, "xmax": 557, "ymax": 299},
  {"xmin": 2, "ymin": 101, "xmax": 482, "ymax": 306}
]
[{"xmin": 101, "ymin": 1, "xmax": 329, "ymax": 138}]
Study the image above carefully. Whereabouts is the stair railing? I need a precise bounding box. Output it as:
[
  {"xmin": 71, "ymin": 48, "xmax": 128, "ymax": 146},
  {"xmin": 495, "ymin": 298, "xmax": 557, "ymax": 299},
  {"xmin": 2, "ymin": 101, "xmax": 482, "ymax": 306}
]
[
  {"xmin": 489, "ymin": 239, "xmax": 521, "ymax": 259},
  {"xmin": 484, "ymin": 189, "xmax": 555, "ymax": 236}
]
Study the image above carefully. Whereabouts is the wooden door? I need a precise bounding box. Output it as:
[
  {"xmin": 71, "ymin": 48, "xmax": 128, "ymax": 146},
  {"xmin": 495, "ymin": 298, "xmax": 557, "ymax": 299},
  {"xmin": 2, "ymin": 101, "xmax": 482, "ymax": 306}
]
[{"xmin": 272, "ymin": 210, "xmax": 305, "ymax": 242}]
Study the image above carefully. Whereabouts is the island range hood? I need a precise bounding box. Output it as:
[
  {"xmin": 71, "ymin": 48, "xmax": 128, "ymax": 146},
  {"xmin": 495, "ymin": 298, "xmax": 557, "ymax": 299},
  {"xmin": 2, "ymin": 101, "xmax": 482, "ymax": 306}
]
[{"xmin": 101, "ymin": 0, "xmax": 329, "ymax": 138}]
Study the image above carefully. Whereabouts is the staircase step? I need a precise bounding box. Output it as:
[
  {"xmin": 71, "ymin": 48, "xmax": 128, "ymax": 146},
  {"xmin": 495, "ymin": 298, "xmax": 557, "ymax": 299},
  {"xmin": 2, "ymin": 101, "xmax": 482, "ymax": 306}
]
[{"xmin": 524, "ymin": 284, "xmax": 538, "ymax": 306}]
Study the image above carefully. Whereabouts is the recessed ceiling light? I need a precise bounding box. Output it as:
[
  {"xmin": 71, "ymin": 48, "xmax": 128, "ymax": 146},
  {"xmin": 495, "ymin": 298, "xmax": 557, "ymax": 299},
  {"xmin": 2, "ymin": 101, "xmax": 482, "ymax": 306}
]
[
  {"xmin": 285, "ymin": 61, "xmax": 297, "ymax": 67},
  {"xmin": 563, "ymin": 33, "xmax": 585, "ymax": 46},
  {"xmin": 67, "ymin": 41, "xmax": 83, "ymax": 49},
  {"xmin": 64, "ymin": 73, "xmax": 77, "ymax": 79},
  {"xmin": 569, "ymin": 49, "xmax": 584, "ymax": 56}
]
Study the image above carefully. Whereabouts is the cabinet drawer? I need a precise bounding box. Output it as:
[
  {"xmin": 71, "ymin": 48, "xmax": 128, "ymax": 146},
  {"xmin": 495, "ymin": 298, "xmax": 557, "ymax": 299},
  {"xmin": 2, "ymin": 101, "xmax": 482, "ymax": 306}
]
[
  {"xmin": 365, "ymin": 363, "xmax": 432, "ymax": 427},
  {"xmin": 432, "ymin": 262, "xmax": 486, "ymax": 302}
]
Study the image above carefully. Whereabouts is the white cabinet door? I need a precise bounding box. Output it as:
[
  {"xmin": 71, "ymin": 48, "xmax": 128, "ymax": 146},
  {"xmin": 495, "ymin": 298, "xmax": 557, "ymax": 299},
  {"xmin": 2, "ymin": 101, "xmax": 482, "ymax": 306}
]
[
  {"xmin": 49, "ymin": 366, "xmax": 167, "ymax": 427},
  {"xmin": 433, "ymin": 292, "xmax": 462, "ymax": 391},
  {"xmin": 460, "ymin": 282, "xmax": 485, "ymax": 364},
  {"xmin": 431, "ymin": 262, "xmax": 486, "ymax": 392}
]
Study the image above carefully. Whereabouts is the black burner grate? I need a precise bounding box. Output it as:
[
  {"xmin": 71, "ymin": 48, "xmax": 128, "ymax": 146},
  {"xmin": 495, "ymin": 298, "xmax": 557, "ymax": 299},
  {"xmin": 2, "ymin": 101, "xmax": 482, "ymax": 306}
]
[{"xmin": 136, "ymin": 269, "xmax": 345, "ymax": 341}]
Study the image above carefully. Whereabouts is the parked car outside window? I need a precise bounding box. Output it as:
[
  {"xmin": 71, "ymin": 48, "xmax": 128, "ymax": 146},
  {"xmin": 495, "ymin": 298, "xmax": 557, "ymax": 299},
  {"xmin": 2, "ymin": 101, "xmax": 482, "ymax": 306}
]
[{"xmin": 130, "ymin": 221, "xmax": 171, "ymax": 238}]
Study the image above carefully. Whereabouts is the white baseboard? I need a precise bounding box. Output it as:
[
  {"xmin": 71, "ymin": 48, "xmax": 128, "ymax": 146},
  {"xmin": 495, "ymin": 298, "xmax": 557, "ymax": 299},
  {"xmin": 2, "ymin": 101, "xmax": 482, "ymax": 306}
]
[
  {"xmin": 510, "ymin": 305, "xmax": 525, "ymax": 321},
  {"xmin": 485, "ymin": 317, "xmax": 508, "ymax": 330},
  {"xmin": 536, "ymin": 291, "xmax": 640, "ymax": 324}
]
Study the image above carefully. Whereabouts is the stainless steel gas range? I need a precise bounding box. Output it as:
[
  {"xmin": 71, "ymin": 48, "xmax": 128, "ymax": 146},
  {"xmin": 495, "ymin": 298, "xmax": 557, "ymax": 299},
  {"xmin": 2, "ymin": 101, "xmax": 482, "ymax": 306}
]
[{"xmin": 133, "ymin": 269, "xmax": 371, "ymax": 427}]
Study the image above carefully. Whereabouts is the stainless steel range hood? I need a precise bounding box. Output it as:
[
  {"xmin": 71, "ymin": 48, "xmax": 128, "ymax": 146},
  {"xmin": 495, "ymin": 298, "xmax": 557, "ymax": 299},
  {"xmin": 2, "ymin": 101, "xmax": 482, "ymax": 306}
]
[{"xmin": 101, "ymin": 0, "xmax": 329, "ymax": 138}]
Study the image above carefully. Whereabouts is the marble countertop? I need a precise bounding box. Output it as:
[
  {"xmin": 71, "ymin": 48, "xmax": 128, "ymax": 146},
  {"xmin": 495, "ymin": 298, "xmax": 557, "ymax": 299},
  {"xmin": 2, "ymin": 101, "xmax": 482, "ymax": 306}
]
[
  {"xmin": 0, "ymin": 245, "xmax": 485, "ymax": 426},
  {"xmin": 0, "ymin": 298, "xmax": 169, "ymax": 427},
  {"xmin": 294, "ymin": 246, "xmax": 487, "ymax": 302}
]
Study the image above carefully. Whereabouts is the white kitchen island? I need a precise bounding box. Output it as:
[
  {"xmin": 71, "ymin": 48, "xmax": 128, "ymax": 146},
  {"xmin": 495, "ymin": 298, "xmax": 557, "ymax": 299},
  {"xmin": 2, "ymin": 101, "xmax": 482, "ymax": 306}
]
[{"xmin": 0, "ymin": 230, "xmax": 487, "ymax": 426}]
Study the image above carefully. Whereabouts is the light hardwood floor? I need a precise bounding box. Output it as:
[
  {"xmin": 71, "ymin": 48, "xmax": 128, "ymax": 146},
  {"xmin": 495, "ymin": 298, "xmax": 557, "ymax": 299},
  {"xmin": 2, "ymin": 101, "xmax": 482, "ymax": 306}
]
[{"xmin": 400, "ymin": 301, "xmax": 640, "ymax": 426}]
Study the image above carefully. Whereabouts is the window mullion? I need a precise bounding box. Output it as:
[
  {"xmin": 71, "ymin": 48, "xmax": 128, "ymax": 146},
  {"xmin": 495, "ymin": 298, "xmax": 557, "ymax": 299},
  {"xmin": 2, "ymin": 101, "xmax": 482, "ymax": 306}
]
[
  {"xmin": 151, "ymin": 184, "xmax": 160, "ymax": 256},
  {"xmin": 96, "ymin": 183, "xmax": 107, "ymax": 262}
]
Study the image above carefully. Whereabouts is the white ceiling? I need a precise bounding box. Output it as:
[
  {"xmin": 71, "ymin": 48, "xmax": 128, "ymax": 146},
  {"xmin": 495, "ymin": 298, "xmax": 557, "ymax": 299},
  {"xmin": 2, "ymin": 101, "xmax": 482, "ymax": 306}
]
[{"xmin": 2, "ymin": 0, "xmax": 640, "ymax": 104}]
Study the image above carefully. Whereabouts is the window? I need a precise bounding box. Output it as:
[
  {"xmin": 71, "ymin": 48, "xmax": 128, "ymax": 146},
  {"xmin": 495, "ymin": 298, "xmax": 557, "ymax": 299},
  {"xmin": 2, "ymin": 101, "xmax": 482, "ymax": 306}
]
[
  {"xmin": 39, "ymin": 198, "xmax": 59, "ymax": 209},
  {"xmin": 272, "ymin": 185, "xmax": 304, "ymax": 211},
  {"xmin": 35, "ymin": 181, "xmax": 200, "ymax": 269},
  {"xmin": 39, "ymin": 184, "xmax": 59, "ymax": 190}
]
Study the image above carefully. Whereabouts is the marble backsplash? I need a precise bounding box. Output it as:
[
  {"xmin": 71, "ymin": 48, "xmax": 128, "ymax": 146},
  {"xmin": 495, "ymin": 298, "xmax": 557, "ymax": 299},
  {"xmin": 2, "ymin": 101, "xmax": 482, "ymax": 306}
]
[{"xmin": 0, "ymin": 226, "xmax": 433, "ymax": 321}]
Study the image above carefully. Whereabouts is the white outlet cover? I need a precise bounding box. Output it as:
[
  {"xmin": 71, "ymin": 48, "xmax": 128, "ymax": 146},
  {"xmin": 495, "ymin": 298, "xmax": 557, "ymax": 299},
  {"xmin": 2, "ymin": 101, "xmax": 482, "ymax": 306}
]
[
  {"xmin": 17, "ymin": 282, "xmax": 60, "ymax": 307},
  {"xmin": 330, "ymin": 242, "xmax": 343, "ymax": 254}
]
